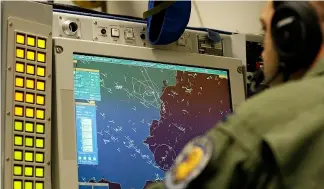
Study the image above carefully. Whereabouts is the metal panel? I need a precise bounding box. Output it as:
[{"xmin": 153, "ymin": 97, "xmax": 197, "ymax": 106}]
[
  {"xmin": 0, "ymin": 2, "xmax": 3, "ymax": 189},
  {"xmin": 1, "ymin": 1, "xmax": 53, "ymax": 189},
  {"xmin": 52, "ymin": 12, "xmax": 230, "ymax": 56},
  {"xmin": 52, "ymin": 43, "xmax": 79, "ymax": 189},
  {"xmin": 53, "ymin": 37, "xmax": 245, "ymax": 189}
]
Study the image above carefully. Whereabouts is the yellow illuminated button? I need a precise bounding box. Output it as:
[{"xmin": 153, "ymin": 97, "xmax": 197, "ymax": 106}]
[
  {"xmin": 25, "ymin": 122, "xmax": 34, "ymax": 132},
  {"xmin": 35, "ymin": 152, "xmax": 44, "ymax": 163},
  {"xmin": 25, "ymin": 136, "xmax": 34, "ymax": 147},
  {"xmin": 37, "ymin": 66, "xmax": 45, "ymax": 77},
  {"xmin": 14, "ymin": 135, "xmax": 23, "ymax": 146},
  {"xmin": 15, "ymin": 77, "xmax": 24, "ymax": 88},
  {"xmin": 16, "ymin": 48, "xmax": 25, "ymax": 59},
  {"xmin": 36, "ymin": 80, "xmax": 45, "ymax": 91},
  {"xmin": 14, "ymin": 150, "xmax": 23, "ymax": 161},
  {"xmin": 27, "ymin": 36, "xmax": 35, "ymax": 46},
  {"xmin": 37, "ymin": 52, "xmax": 45, "ymax": 63},
  {"xmin": 14, "ymin": 180, "xmax": 22, "ymax": 189},
  {"xmin": 16, "ymin": 33, "xmax": 25, "ymax": 44},
  {"xmin": 14, "ymin": 165, "xmax": 23, "ymax": 176},
  {"xmin": 26, "ymin": 64, "xmax": 35, "ymax": 75},
  {"xmin": 36, "ymin": 123, "xmax": 44, "ymax": 134},
  {"xmin": 26, "ymin": 79, "xmax": 35, "ymax": 89},
  {"xmin": 15, "ymin": 91, "xmax": 24, "ymax": 102},
  {"xmin": 25, "ymin": 181, "xmax": 33, "ymax": 189},
  {"xmin": 26, "ymin": 107, "xmax": 34, "ymax": 118},
  {"xmin": 14, "ymin": 106, "xmax": 23, "ymax": 117},
  {"xmin": 36, "ymin": 138, "xmax": 44, "ymax": 148},
  {"xmin": 26, "ymin": 50, "xmax": 35, "ymax": 61},
  {"xmin": 35, "ymin": 167, "xmax": 44, "ymax": 178},
  {"xmin": 25, "ymin": 151, "xmax": 34, "ymax": 162},
  {"xmin": 35, "ymin": 182, "xmax": 44, "ymax": 189},
  {"xmin": 14, "ymin": 120, "xmax": 23, "ymax": 131},
  {"xmin": 36, "ymin": 109, "xmax": 45, "ymax": 120},
  {"xmin": 16, "ymin": 62, "xmax": 25, "ymax": 73},
  {"xmin": 37, "ymin": 38, "xmax": 46, "ymax": 49},
  {"xmin": 36, "ymin": 95, "xmax": 45, "ymax": 105},
  {"xmin": 26, "ymin": 93, "xmax": 34, "ymax": 104},
  {"xmin": 24, "ymin": 166, "xmax": 33, "ymax": 177}
]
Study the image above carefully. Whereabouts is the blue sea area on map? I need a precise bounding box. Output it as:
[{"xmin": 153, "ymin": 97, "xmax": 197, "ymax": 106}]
[{"xmin": 74, "ymin": 56, "xmax": 175, "ymax": 189}]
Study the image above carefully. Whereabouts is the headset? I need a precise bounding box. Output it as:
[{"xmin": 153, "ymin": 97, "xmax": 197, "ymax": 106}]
[{"xmin": 250, "ymin": 1, "xmax": 323, "ymax": 94}]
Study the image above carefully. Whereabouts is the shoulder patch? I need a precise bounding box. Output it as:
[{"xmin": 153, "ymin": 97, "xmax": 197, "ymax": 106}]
[{"xmin": 164, "ymin": 136, "xmax": 213, "ymax": 189}]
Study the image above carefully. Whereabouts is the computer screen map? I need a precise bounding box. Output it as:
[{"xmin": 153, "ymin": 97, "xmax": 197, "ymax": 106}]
[{"xmin": 73, "ymin": 54, "xmax": 232, "ymax": 189}]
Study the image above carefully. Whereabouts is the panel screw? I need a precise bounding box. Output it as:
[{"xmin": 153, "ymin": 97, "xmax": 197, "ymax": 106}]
[
  {"xmin": 6, "ymin": 157, "xmax": 9, "ymax": 161},
  {"xmin": 48, "ymin": 74, "xmax": 52, "ymax": 78},
  {"xmin": 9, "ymin": 22, "xmax": 13, "ymax": 27},
  {"xmin": 47, "ymin": 161, "xmax": 51, "ymax": 165},
  {"xmin": 55, "ymin": 46, "xmax": 63, "ymax": 54},
  {"xmin": 6, "ymin": 112, "xmax": 10, "ymax": 115},
  {"xmin": 93, "ymin": 37, "xmax": 98, "ymax": 41},
  {"xmin": 94, "ymin": 21, "xmax": 97, "ymax": 25},
  {"xmin": 47, "ymin": 118, "xmax": 51, "ymax": 121},
  {"xmin": 237, "ymin": 66, "xmax": 244, "ymax": 74},
  {"xmin": 77, "ymin": 36, "xmax": 80, "ymax": 39},
  {"xmin": 49, "ymin": 32, "xmax": 52, "ymax": 36},
  {"xmin": 59, "ymin": 16, "xmax": 62, "ymax": 20},
  {"xmin": 7, "ymin": 66, "xmax": 11, "ymax": 71}
]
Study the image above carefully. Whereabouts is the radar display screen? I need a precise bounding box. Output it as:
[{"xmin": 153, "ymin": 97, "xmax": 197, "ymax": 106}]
[{"xmin": 73, "ymin": 54, "xmax": 232, "ymax": 189}]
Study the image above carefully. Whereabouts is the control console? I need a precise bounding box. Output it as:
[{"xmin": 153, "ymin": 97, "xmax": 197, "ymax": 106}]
[
  {"xmin": 53, "ymin": 12, "xmax": 226, "ymax": 56},
  {"xmin": 52, "ymin": 11, "xmax": 264, "ymax": 98}
]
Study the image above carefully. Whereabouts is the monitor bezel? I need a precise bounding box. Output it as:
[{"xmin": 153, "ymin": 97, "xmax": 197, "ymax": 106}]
[{"xmin": 52, "ymin": 38, "xmax": 245, "ymax": 189}]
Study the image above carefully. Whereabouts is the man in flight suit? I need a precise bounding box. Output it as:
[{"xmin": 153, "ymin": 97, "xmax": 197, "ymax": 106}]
[{"xmin": 148, "ymin": 1, "xmax": 324, "ymax": 189}]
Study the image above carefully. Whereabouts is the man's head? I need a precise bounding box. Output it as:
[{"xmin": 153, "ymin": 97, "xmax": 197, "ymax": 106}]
[{"xmin": 260, "ymin": 1, "xmax": 324, "ymax": 84}]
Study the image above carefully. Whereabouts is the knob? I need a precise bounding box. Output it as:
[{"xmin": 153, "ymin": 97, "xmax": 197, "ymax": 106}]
[{"xmin": 62, "ymin": 20, "xmax": 79, "ymax": 36}]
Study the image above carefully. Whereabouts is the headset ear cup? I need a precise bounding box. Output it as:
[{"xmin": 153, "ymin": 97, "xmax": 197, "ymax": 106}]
[
  {"xmin": 271, "ymin": 2, "xmax": 322, "ymax": 73},
  {"xmin": 271, "ymin": 10, "xmax": 303, "ymax": 56}
]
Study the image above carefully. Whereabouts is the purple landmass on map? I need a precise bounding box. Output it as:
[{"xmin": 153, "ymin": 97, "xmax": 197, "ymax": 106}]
[
  {"xmin": 144, "ymin": 71, "xmax": 231, "ymax": 171},
  {"xmin": 107, "ymin": 182, "xmax": 122, "ymax": 189}
]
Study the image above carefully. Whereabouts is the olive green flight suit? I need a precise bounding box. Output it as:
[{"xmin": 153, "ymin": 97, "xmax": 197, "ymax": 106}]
[{"xmin": 148, "ymin": 59, "xmax": 324, "ymax": 189}]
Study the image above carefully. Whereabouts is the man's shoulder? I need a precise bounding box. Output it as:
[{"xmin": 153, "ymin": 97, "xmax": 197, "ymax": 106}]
[
  {"xmin": 233, "ymin": 77, "xmax": 324, "ymax": 128},
  {"xmin": 250, "ymin": 76, "xmax": 324, "ymax": 106},
  {"xmin": 218, "ymin": 77, "xmax": 324, "ymax": 189}
]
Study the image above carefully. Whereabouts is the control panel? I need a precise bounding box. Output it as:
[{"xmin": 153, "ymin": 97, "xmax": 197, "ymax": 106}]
[
  {"xmin": 53, "ymin": 12, "xmax": 227, "ymax": 57},
  {"xmin": 1, "ymin": 2, "xmax": 53, "ymax": 189},
  {"xmin": 52, "ymin": 11, "xmax": 264, "ymax": 98},
  {"xmin": 0, "ymin": 2, "xmax": 262, "ymax": 189}
]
